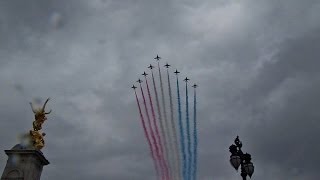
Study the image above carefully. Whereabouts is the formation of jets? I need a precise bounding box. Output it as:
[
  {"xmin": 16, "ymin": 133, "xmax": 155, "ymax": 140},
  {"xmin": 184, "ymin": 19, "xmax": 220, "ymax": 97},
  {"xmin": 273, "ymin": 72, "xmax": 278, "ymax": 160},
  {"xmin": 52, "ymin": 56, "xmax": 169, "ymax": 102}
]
[{"xmin": 132, "ymin": 55, "xmax": 198, "ymax": 90}]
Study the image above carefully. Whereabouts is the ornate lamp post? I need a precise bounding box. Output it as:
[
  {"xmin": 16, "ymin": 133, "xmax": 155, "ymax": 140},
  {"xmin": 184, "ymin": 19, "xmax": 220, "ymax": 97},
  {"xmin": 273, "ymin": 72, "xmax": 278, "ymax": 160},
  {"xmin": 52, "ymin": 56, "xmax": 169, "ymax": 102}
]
[{"xmin": 229, "ymin": 136, "xmax": 254, "ymax": 179}]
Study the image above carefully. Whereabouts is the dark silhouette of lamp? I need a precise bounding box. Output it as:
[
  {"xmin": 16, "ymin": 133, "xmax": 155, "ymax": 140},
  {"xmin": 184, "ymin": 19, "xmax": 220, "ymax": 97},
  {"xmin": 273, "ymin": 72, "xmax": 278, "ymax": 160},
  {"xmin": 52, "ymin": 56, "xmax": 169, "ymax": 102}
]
[{"xmin": 229, "ymin": 136, "xmax": 254, "ymax": 180}]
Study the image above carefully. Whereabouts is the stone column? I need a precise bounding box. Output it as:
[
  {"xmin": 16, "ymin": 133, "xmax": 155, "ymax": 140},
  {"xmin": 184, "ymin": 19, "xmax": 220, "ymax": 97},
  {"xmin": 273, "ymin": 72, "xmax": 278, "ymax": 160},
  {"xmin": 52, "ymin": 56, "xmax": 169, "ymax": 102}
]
[{"xmin": 1, "ymin": 144, "xmax": 49, "ymax": 180}]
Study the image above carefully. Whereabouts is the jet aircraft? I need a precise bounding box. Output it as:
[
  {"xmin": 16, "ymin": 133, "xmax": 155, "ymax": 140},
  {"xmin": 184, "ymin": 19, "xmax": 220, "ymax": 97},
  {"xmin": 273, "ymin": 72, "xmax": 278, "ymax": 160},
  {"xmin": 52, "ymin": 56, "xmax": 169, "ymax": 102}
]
[
  {"xmin": 137, "ymin": 79, "xmax": 143, "ymax": 83},
  {"xmin": 154, "ymin": 55, "xmax": 161, "ymax": 61},
  {"xmin": 142, "ymin": 72, "xmax": 148, "ymax": 76},
  {"xmin": 148, "ymin": 64, "xmax": 154, "ymax": 69},
  {"xmin": 174, "ymin": 69, "xmax": 180, "ymax": 74},
  {"xmin": 164, "ymin": 63, "xmax": 171, "ymax": 68},
  {"xmin": 184, "ymin": 77, "xmax": 190, "ymax": 82},
  {"xmin": 131, "ymin": 85, "xmax": 137, "ymax": 89}
]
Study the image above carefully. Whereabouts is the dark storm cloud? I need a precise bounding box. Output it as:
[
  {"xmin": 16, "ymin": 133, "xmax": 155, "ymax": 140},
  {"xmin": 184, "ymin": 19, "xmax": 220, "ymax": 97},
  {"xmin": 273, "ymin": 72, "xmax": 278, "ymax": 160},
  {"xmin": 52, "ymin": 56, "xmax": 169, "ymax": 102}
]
[
  {"xmin": 0, "ymin": 0, "xmax": 85, "ymax": 49},
  {"xmin": 241, "ymin": 30, "xmax": 320, "ymax": 179},
  {"xmin": 1, "ymin": 0, "xmax": 320, "ymax": 180}
]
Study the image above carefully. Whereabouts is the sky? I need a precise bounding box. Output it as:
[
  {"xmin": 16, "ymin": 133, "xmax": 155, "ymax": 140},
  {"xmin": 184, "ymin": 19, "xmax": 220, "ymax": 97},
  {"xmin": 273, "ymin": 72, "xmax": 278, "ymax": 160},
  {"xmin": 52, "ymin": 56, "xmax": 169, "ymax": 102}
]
[{"xmin": 0, "ymin": 0, "xmax": 320, "ymax": 179}]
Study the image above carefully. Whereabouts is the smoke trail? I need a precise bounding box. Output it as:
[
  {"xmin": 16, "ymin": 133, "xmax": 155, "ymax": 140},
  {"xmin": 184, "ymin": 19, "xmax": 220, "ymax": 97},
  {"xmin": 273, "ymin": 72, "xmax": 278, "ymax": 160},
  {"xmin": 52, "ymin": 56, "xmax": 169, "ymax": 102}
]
[
  {"xmin": 185, "ymin": 82, "xmax": 192, "ymax": 180},
  {"xmin": 192, "ymin": 88, "xmax": 198, "ymax": 180},
  {"xmin": 167, "ymin": 68, "xmax": 181, "ymax": 180},
  {"xmin": 140, "ymin": 83, "xmax": 163, "ymax": 179},
  {"xmin": 145, "ymin": 76, "xmax": 169, "ymax": 180},
  {"xmin": 177, "ymin": 76, "xmax": 187, "ymax": 180},
  {"xmin": 134, "ymin": 90, "xmax": 160, "ymax": 178},
  {"xmin": 158, "ymin": 61, "xmax": 175, "ymax": 179},
  {"xmin": 151, "ymin": 69, "xmax": 171, "ymax": 179}
]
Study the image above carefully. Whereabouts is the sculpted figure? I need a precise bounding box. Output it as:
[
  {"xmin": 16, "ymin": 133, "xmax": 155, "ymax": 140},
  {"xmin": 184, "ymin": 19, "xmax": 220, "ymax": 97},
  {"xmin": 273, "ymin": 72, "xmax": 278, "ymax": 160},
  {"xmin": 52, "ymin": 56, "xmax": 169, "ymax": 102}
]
[
  {"xmin": 28, "ymin": 98, "xmax": 51, "ymax": 150},
  {"xmin": 29, "ymin": 130, "xmax": 46, "ymax": 150},
  {"xmin": 29, "ymin": 98, "xmax": 51, "ymax": 131}
]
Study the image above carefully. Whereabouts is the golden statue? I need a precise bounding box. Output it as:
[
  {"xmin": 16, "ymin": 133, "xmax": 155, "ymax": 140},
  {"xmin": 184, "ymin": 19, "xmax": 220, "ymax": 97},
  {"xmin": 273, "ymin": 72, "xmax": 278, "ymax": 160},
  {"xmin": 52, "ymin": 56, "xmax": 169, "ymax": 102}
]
[
  {"xmin": 28, "ymin": 98, "xmax": 52, "ymax": 150},
  {"xmin": 29, "ymin": 131, "xmax": 46, "ymax": 150}
]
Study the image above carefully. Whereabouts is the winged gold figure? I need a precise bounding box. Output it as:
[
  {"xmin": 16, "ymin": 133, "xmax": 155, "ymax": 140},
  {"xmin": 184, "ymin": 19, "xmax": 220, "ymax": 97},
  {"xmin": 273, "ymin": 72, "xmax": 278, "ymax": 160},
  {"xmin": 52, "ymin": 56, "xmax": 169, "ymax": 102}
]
[{"xmin": 28, "ymin": 98, "xmax": 52, "ymax": 150}]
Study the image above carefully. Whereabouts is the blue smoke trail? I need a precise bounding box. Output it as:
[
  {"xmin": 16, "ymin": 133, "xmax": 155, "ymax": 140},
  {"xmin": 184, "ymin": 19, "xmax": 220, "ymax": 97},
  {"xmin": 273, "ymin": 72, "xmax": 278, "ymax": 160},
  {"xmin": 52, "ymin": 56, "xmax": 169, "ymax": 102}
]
[
  {"xmin": 192, "ymin": 88, "xmax": 198, "ymax": 180},
  {"xmin": 185, "ymin": 82, "xmax": 192, "ymax": 180},
  {"xmin": 177, "ymin": 76, "xmax": 187, "ymax": 180}
]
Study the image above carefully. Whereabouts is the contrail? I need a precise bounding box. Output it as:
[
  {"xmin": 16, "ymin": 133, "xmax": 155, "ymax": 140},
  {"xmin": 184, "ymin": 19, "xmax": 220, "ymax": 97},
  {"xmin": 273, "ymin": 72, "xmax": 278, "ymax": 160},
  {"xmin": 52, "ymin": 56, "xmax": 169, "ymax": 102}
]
[
  {"xmin": 166, "ymin": 68, "xmax": 181, "ymax": 180},
  {"xmin": 134, "ymin": 89, "xmax": 160, "ymax": 178},
  {"xmin": 157, "ymin": 61, "xmax": 175, "ymax": 179},
  {"xmin": 185, "ymin": 81, "xmax": 192, "ymax": 180},
  {"xmin": 140, "ymin": 82, "xmax": 164, "ymax": 180},
  {"xmin": 192, "ymin": 87, "xmax": 198, "ymax": 180},
  {"xmin": 150, "ymin": 68, "xmax": 171, "ymax": 179},
  {"xmin": 145, "ymin": 75, "xmax": 169, "ymax": 180},
  {"xmin": 176, "ymin": 75, "xmax": 186, "ymax": 180}
]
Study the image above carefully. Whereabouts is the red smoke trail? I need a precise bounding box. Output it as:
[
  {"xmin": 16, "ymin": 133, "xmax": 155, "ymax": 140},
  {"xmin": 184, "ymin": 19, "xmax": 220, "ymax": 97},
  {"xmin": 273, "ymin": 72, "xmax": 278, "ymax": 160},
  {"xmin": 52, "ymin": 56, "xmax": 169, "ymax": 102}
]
[
  {"xmin": 151, "ymin": 69, "xmax": 171, "ymax": 179},
  {"xmin": 145, "ymin": 76, "xmax": 170, "ymax": 180},
  {"xmin": 134, "ymin": 90, "xmax": 160, "ymax": 178},
  {"xmin": 140, "ymin": 83, "xmax": 164, "ymax": 179}
]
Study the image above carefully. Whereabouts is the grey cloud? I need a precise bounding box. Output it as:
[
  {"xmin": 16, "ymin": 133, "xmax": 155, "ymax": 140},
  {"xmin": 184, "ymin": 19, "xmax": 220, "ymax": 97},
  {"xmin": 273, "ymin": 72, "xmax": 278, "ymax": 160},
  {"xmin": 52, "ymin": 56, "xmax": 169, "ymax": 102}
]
[
  {"xmin": 1, "ymin": 0, "xmax": 320, "ymax": 179},
  {"xmin": 241, "ymin": 30, "xmax": 320, "ymax": 179}
]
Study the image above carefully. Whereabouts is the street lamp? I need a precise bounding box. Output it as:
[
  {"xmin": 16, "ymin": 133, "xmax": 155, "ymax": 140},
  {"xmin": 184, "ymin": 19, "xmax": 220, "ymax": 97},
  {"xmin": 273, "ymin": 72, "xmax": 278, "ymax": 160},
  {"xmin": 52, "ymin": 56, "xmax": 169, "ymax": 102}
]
[{"xmin": 229, "ymin": 136, "xmax": 254, "ymax": 179}]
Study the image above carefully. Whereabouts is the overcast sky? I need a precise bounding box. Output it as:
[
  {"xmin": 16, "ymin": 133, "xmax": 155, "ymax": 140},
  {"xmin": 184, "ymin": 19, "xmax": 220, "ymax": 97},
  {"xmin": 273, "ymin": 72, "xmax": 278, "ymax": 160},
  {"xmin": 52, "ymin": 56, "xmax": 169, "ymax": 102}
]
[{"xmin": 1, "ymin": 0, "xmax": 320, "ymax": 179}]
